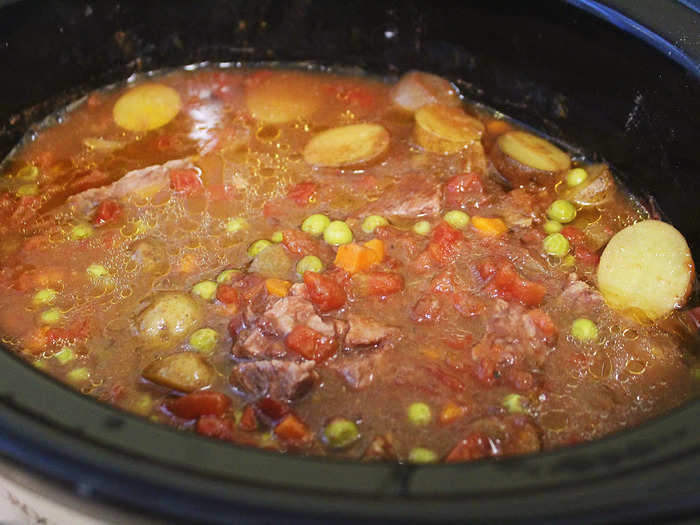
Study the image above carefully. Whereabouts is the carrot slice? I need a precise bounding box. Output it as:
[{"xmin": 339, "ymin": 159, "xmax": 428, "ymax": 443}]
[
  {"xmin": 334, "ymin": 243, "xmax": 380, "ymax": 274},
  {"xmin": 439, "ymin": 402, "xmax": 467, "ymax": 424},
  {"xmin": 472, "ymin": 216, "xmax": 508, "ymax": 236},
  {"xmin": 265, "ymin": 278, "xmax": 291, "ymax": 297},
  {"xmin": 363, "ymin": 238, "xmax": 385, "ymax": 262},
  {"xmin": 274, "ymin": 414, "xmax": 311, "ymax": 445}
]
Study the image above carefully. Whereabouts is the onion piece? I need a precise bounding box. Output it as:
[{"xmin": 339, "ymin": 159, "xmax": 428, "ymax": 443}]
[{"xmin": 390, "ymin": 71, "xmax": 460, "ymax": 113}]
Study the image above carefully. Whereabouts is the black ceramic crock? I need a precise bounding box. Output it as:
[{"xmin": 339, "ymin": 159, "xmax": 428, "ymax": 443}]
[{"xmin": 0, "ymin": 1, "xmax": 699, "ymax": 523}]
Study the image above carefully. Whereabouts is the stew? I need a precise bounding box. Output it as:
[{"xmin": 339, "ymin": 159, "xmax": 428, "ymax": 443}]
[{"xmin": 0, "ymin": 67, "xmax": 697, "ymax": 463}]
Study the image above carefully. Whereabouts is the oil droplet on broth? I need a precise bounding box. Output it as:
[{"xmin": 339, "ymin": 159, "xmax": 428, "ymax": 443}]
[{"xmin": 626, "ymin": 360, "xmax": 647, "ymax": 375}]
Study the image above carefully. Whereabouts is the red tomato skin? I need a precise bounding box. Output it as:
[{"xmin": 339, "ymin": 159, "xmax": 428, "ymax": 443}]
[
  {"xmin": 285, "ymin": 325, "xmax": 336, "ymax": 362},
  {"xmin": 287, "ymin": 181, "xmax": 317, "ymax": 206},
  {"xmin": 216, "ymin": 284, "xmax": 239, "ymax": 305},
  {"xmin": 170, "ymin": 168, "xmax": 203, "ymax": 196},
  {"xmin": 92, "ymin": 199, "xmax": 122, "ymax": 225},
  {"xmin": 196, "ymin": 416, "xmax": 234, "ymax": 440},
  {"xmin": 303, "ymin": 271, "xmax": 347, "ymax": 312},
  {"xmin": 167, "ymin": 391, "xmax": 232, "ymax": 419}
]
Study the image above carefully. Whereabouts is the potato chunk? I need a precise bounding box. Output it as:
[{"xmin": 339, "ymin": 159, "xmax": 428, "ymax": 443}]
[
  {"xmin": 142, "ymin": 352, "xmax": 214, "ymax": 392},
  {"xmin": 491, "ymin": 131, "xmax": 571, "ymax": 187},
  {"xmin": 562, "ymin": 164, "xmax": 616, "ymax": 208},
  {"xmin": 137, "ymin": 292, "xmax": 202, "ymax": 349},
  {"xmin": 130, "ymin": 238, "xmax": 168, "ymax": 275},
  {"xmin": 597, "ymin": 220, "xmax": 694, "ymax": 321},
  {"xmin": 303, "ymin": 123, "xmax": 390, "ymax": 168},
  {"xmin": 413, "ymin": 104, "xmax": 484, "ymax": 154},
  {"xmin": 249, "ymin": 244, "xmax": 294, "ymax": 280},
  {"xmin": 390, "ymin": 71, "xmax": 461, "ymax": 113},
  {"xmin": 113, "ymin": 83, "xmax": 182, "ymax": 132},
  {"xmin": 245, "ymin": 72, "xmax": 320, "ymax": 123}
]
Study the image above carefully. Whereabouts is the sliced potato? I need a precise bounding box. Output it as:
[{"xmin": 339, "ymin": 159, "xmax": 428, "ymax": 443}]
[
  {"xmin": 303, "ymin": 123, "xmax": 390, "ymax": 168},
  {"xmin": 597, "ymin": 220, "xmax": 694, "ymax": 320},
  {"xmin": 562, "ymin": 164, "xmax": 616, "ymax": 207},
  {"xmin": 390, "ymin": 71, "xmax": 460, "ymax": 113},
  {"xmin": 246, "ymin": 73, "xmax": 320, "ymax": 124},
  {"xmin": 113, "ymin": 83, "xmax": 182, "ymax": 132},
  {"xmin": 142, "ymin": 352, "xmax": 214, "ymax": 392},
  {"xmin": 137, "ymin": 292, "xmax": 202, "ymax": 349},
  {"xmin": 413, "ymin": 104, "xmax": 484, "ymax": 154},
  {"xmin": 491, "ymin": 131, "xmax": 571, "ymax": 187}
]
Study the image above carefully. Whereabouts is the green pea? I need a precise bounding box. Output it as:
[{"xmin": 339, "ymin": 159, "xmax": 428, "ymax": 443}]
[
  {"xmin": 571, "ymin": 318, "xmax": 598, "ymax": 342},
  {"xmin": 296, "ymin": 255, "xmax": 323, "ymax": 275},
  {"xmin": 413, "ymin": 220, "xmax": 431, "ymax": 236},
  {"xmin": 189, "ymin": 328, "xmax": 219, "ymax": 354},
  {"xmin": 33, "ymin": 288, "xmax": 58, "ymax": 305},
  {"xmin": 69, "ymin": 222, "xmax": 94, "ymax": 240},
  {"xmin": 323, "ymin": 220, "xmax": 353, "ymax": 245},
  {"xmin": 216, "ymin": 269, "xmax": 240, "ymax": 284},
  {"xmin": 301, "ymin": 214, "xmax": 331, "ymax": 237},
  {"xmin": 502, "ymin": 393, "xmax": 525, "ymax": 414},
  {"xmin": 247, "ymin": 239, "xmax": 273, "ymax": 258},
  {"xmin": 443, "ymin": 210, "xmax": 470, "ymax": 230},
  {"xmin": 562, "ymin": 254, "xmax": 576, "ymax": 267},
  {"xmin": 86, "ymin": 263, "xmax": 109, "ymax": 278},
  {"xmin": 542, "ymin": 233, "xmax": 570, "ymax": 257},
  {"xmin": 224, "ymin": 217, "xmax": 248, "ymax": 234},
  {"xmin": 546, "ymin": 199, "xmax": 577, "ymax": 224},
  {"xmin": 565, "ymin": 167, "xmax": 588, "ymax": 187},
  {"xmin": 17, "ymin": 165, "xmax": 39, "ymax": 182},
  {"xmin": 16, "ymin": 183, "xmax": 38, "ymax": 197},
  {"xmin": 361, "ymin": 215, "xmax": 389, "ymax": 234},
  {"xmin": 543, "ymin": 220, "xmax": 563, "ymax": 234},
  {"xmin": 191, "ymin": 280, "xmax": 218, "ymax": 301},
  {"xmin": 408, "ymin": 447, "xmax": 438, "ymax": 464},
  {"xmin": 40, "ymin": 307, "xmax": 62, "ymax": 325},
  {"xmin": 270, "ymin": 231, "xmax": 284, "ymax": 243},
  {"xmin": 67, "ymin": 367, "xmax": 90, "ymax": 383},
  {"xmin": 54, "ymin": 346, "xmax": 75, "ymax": 365},
  {"xmin": 407, "ymin": 402, "xmax": 432, "ymax": 426},
  {"xmin": 323, "ymin": 418, "xmax": 360, "ymax": 449},
  {"xmin": 132, "ymin": 394, "xmax": 153, "ymax": 415}
]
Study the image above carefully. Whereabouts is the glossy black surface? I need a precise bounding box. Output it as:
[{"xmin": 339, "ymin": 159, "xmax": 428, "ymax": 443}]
[{"xmin": 0, "ymin": 1, "xmax": 698, "ymax": 523}]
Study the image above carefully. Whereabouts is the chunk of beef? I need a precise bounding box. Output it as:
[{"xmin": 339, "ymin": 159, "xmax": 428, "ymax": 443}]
[
  {"xmin": 263, "ymin": 295, "xmax": 335, "ymax": 338},
  {"xmin": 326, "ymin": 350, "xmax": 386, "ymax": 390},
  {"xmin": 230, "ymin": 360, "xmax": 316, "ymax": 400},
  {"xmin": 360, "ymin": 175, "xmax": 442, "ymax": 218},
  {"xmin": 471, "ymin": 299, "xmax": 556, "ymax": 379},
  {"xmin": 558, "ymin": 278, "xmax": 604, "ymax": 311},
  {"xmin": 345, "ymin": 314, "xmax": 399, "ymax": 348},
  {"xmin": 445, "ymin": 415, "xmax": 541, "ymax": 462},
  {"xmin": 67, "ymin": 158, "xmax": 195, "ymax": 214},
  {"xmin": 235, "ymin": 328, "xmax": 286, "ymax": 359}
]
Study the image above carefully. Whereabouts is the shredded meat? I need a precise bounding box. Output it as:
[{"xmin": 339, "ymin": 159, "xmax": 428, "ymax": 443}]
[
  {"xmin": 230, "ymin": 360, "xmax": 316, "ymax": 400},
  {"xmin": 66, "ymin": 159, "xmax": 195, "ymax": 214}
]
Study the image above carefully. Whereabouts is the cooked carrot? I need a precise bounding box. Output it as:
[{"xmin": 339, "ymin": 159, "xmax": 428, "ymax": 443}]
[
  {"xmin": 363, "ymin": 238, "xmax": 385, "ymax": 262},
  {"xmin": 486, "ymin": 119, "xmax": 513, "ymax": 136},
  {"xmin": 265, "ymin": 278, "xmax": 291, "ymax": 297},
  {"xmin": 334, "ymin": 243, "xmax": 380, "ymax": 274},
  {"xmin": 274, "ymin": 413, "xmax": 311, "ymax": 444},
  {"xmin": 439, "ymin": 401, "xmax": 467, "ymax": 424},
  {"xmin": 471, "ymin": 216, "xmax": 508, "ymax": 236}
]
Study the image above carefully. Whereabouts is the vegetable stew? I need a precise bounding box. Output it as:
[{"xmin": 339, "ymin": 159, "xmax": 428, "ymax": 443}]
[{"xmin": 0, "ymin": 67, "xmax": 697, "ymax": 463}]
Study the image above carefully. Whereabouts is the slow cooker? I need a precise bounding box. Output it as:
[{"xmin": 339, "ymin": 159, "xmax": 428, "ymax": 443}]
[{"xmin": 0, "ymin": 1, "xmax": 699, "ymax": 523}]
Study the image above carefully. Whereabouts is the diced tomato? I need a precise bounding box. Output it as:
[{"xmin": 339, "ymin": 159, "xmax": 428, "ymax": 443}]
[
  {"xmin": 287, "ymin": 181, "xmax": 317, "ymax": 206},
  {"xmin": 354, "ymin": 271, "xmax": 404, "ymax": 297},
  {"xmin": 239, "ymin": 405, "xmax": 259, "ymax": 432},
  {"xmin": 170, "ymin": 168, "xmax": 203, "ymax": 196},
  {"xmin": 196, "ymin": 415, "xmax": 233, "ymax": 440},
  {"xmin": 285, "ymin": 325, "xmax": 337, "ymax": 362},
  {"xmin": 303, "ymin": 271, "xmax": 346, "ymax": 312},
  {"xmin": 216, "ymin": 284, "xmax": 239, "ymax": 305},
  {"xmin": 427, "ymin": 222, "xmax": 464, "ymax": 266},
  {"xmin": 561, "ymin": 226, "xmax": 600, "ymax": 266},
  {"xmin": 528, "ymin": 309, "xmax": 556, "ymax": 337},
  {"xmin": 481, "ymin": 259, "xmax": 546, "ymax": 307},
  {"xmin": 574, "ymin": 245, "xmax": 600, "ymax": 266},
  {"xmin": 167, "ymin": 391, "xmax": 231, "ymax": 419},
  {"xmin": 92, "ymin": 199, "xmax": 122, "ymax": 225},
  {"xmin": 445, "ymin": 433, "xmax": 492, "ymax": 462},
  {"xmin": 282, "ymin": 230, "xmax": 320, "ymax": 257},
  {"xmin": 46, "ymin": 318, "xmax": 90, "ymax": 346},
  {"xmin": 274, "ymin": 413, "xmax": 312, "ymax": 446},
  {"xmin": 255, "ymin": 397, "xmax": 291, "ymax": 421},
  {"xmin": 444, "ymin": 173, "xmax": 485, "ymax": 209}
]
